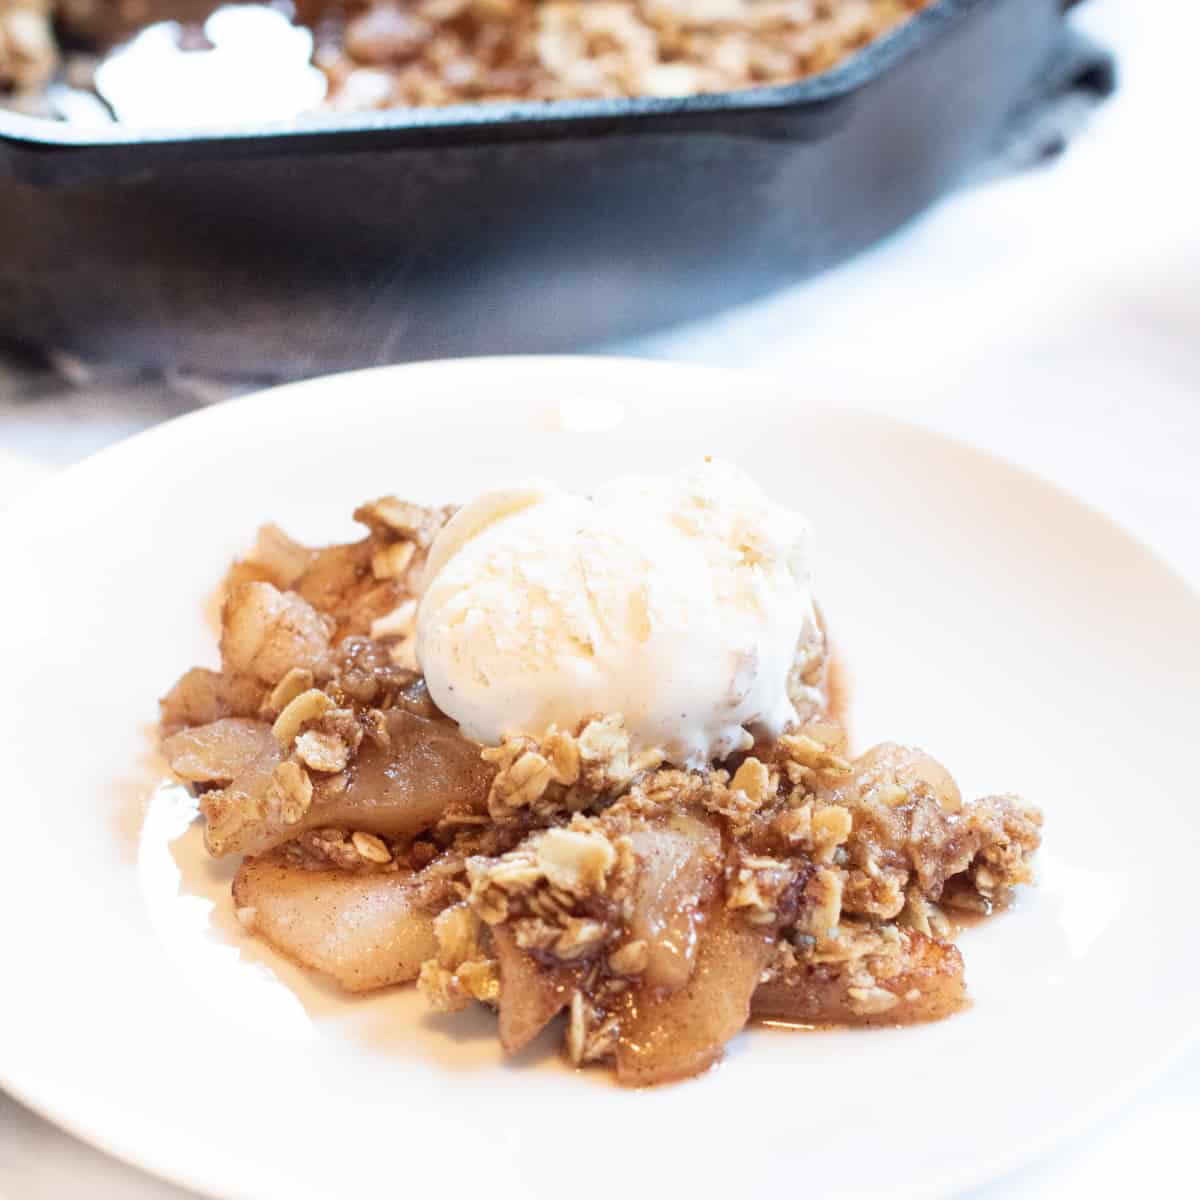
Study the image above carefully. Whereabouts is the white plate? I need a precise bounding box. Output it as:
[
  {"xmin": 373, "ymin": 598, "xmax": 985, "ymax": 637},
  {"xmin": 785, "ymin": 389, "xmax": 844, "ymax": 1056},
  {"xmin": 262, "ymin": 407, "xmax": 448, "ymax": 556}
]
[{"xmin": 1, "ymin": 357, "xmax": 1197, "ymax": 1200}]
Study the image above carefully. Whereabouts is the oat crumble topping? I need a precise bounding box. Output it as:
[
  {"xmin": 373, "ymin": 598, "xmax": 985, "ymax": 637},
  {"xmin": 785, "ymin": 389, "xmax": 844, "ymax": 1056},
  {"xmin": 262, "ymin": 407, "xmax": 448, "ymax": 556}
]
[{"xmin": 7, "ymin": 2, "xmax": 935, "ymax": 121}]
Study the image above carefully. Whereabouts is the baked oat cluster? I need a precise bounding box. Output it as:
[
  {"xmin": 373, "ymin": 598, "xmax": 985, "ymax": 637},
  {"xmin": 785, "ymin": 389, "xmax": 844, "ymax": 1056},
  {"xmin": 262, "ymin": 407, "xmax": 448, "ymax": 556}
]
[
  {"xmin": 3, "ymin": 0, "xmax": 933, "ymax": 114},
  {"xmin": 160, "ymin": 493, "xmax": 1042, "ymax": 1085}
]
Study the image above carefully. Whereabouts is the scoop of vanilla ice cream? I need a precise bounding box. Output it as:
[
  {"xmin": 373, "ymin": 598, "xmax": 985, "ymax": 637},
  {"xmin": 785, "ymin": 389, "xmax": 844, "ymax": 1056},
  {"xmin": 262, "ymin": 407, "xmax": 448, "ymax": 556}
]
[{"xmin": 415, "ymin": 459, "xmax": 814, "ymax": 768}]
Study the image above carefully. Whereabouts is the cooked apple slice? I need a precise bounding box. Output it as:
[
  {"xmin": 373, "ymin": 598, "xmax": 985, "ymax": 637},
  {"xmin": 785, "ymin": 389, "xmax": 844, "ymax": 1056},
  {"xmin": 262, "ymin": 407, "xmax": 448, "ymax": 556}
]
[
  {"xmin": 162, "ymin": 718, "xmax": 277, "ymax": 783},
  {"xmin": 625, "ymin": 812, "xmax": 723, "ymax": 992},
  {"xmin": 752, "ymin": 931, "xmax": 965, "ymax": 1025},
  {"xmin": 616, "ymin": 906, "xmax": 772, "ymax": 1086},
  {"xmin": 233, "ymin": 856, "xmax": 438, "ymax": 992},
  {"xmin": 242, "ymin": 523, "xmax": 316, "ymax": 590},
  {"xmin": 836, "ymin": 742, "xmax": 963, "ymax": 813},
  {"xmin": 200, "ymin": 709, "xmax": 493, "ymax": 857},
  {"xmin": 493, "ymin": 927, "xmax": 577, "ymax": 1053},
  {"xmin": 312, "ymin": 709, "xmax": 493, "ymax": 840},
  {"xmin": 220, "ymin": 581, "xmax": 334, "ymax": 686},
  {"xmin": 160, "ymin": 668, "xmax": 226, "ymax": 735}
]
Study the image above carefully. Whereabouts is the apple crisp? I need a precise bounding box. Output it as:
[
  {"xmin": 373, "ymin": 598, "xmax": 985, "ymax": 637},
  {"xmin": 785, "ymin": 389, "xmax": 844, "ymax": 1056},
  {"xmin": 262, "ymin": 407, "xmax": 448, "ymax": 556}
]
[
  {"xmin": 5, "ymin": 1, "xmax": 934, "ymax": 118},
  {"xmin": 160, "ymin": 493, "xmax": 1042, "ymax": 1085}
]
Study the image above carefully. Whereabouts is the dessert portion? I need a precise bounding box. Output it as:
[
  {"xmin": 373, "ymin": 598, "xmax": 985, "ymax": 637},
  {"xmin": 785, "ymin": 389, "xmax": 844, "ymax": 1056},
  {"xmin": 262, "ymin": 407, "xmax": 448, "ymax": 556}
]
[
  {"xmin": 4, "ymin": 0, "xmax": 934, "ymax": 123},
  {"xmin": 159, "ymin": 460, "xmax": 1042, "ymax": 1084}
]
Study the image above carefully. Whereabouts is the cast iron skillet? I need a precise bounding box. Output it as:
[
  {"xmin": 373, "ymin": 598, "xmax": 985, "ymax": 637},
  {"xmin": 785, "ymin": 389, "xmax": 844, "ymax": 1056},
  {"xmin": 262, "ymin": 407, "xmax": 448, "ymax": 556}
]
[{"xmin": 0, "ymin": 0, "xmax": 1073, "ymax": 376}]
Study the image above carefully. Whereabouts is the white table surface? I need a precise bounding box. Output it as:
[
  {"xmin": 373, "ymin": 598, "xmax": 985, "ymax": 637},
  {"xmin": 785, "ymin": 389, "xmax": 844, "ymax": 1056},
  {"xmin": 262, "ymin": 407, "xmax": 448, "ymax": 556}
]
[{"xmin": 1, "ymin": 1, "xmax": 1196, "ymax": 1196}]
